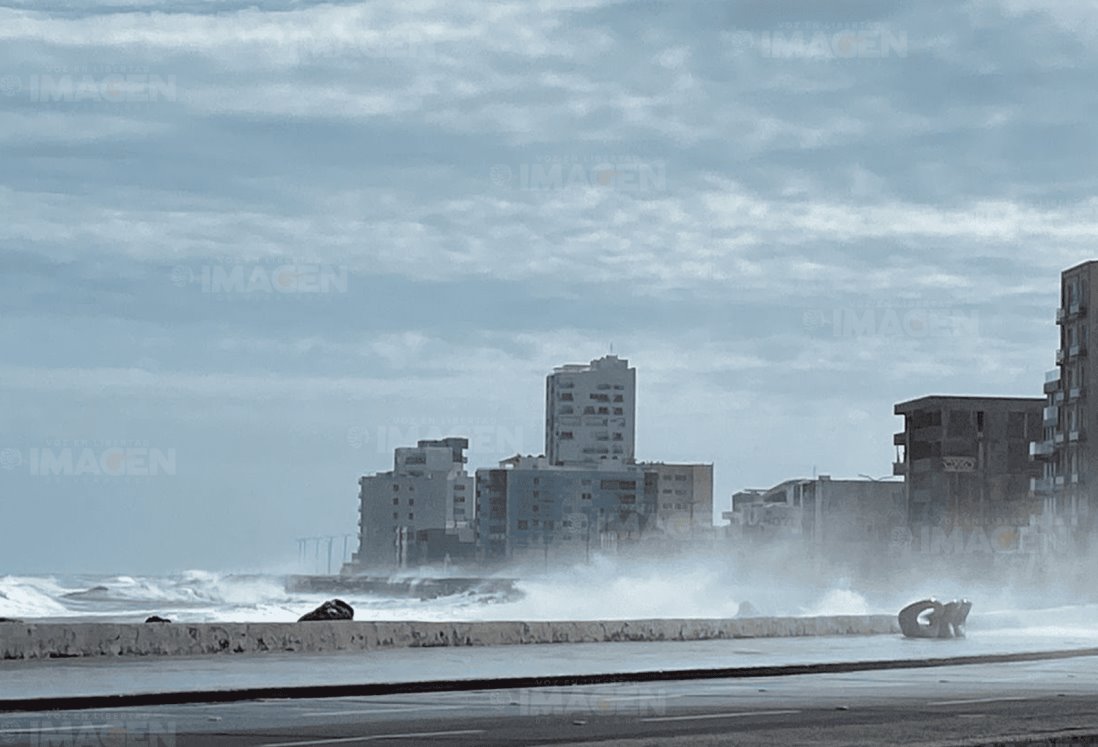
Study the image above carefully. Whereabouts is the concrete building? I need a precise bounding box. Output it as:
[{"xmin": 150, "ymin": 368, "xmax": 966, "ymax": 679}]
[
  {"xmin": 353, "ymin": 437, "xmax": 475, "ymax": 569},
  {"xmin": 723, "ymin": 476, "xmax": 906, "ymax": 560},
  {"xmin": 475, "ymin": 456, "xmax": 656, "ymax": 564},
  {"xmin": 893, "ymin": 396, "xmax": 1044, "ymax": 554},
  {"xmin": 638, "ymin": 461, "xmax": 714, "ymax": 536},
  {"xmin": 1032, "ymin": 260, "xmax": 1098, "ymax": 551},
  {"xmin": 545, "ymin": 355, "xmax": 636, "ymax": 467}
]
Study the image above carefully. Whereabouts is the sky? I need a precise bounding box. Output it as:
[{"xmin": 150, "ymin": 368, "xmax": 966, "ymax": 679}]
[{"xmin": 1, "ymin": 0, "xmax": 1097, "ymax": 574}]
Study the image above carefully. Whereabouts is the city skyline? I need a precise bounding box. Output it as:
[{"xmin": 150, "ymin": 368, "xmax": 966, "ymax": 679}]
[{"xmin": 3, "ymin": 0, "xmax": 1096, "ymax": 573}]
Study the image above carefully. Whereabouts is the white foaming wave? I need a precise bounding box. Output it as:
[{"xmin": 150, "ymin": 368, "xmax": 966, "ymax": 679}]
[
  {"xmin": 0, "ymin": 575, "xmax": 72, "ymax": 618},
  {"xmin": 800, "ymin": 588, "xmax": 872, "ymax": 617}
]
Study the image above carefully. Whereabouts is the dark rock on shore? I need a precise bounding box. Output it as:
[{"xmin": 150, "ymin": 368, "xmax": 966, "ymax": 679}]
[
  {"xmin": 0, "ymin": 617, "xmax": 21, "ymax": 623},
  {"xmin": 145, "ymin": 615, "xmax": 172, "ymax": 623},
  {"xmin": 298, "ymin": 599, "xmax": 354, "ymax": 622}
]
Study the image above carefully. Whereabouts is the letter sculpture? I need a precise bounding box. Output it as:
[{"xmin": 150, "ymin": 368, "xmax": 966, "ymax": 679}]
[{"xmin": 898, "ymin": 598, "xmax": 971, "ymax": 639}]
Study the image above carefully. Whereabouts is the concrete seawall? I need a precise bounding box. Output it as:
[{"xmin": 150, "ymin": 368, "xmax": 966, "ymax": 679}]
[{"xmin": 0, "ymin": 616, "xmax": 899, "ymax": 660}]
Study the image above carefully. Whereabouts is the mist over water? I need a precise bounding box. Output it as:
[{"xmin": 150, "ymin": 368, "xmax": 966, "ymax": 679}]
[{"xmin": 5, "ymin": 545, "xmax": 1098, "ymax": 636}]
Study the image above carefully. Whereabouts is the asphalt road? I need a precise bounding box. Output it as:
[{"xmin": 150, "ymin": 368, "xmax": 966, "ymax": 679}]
[{"xmin": 6, "ymin": 656, "xmax": 1098, "ymax": 745}]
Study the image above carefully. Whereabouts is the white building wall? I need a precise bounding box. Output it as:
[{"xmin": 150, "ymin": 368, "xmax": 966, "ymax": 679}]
[{"xmin": 546, "ymin": 355, "xmax": 636, "ymax": 466}]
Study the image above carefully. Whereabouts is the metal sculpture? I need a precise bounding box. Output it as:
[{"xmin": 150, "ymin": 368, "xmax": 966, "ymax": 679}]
[{"xmin": 898, "ymin": 598, "xmax": 971, "ymax": 638}]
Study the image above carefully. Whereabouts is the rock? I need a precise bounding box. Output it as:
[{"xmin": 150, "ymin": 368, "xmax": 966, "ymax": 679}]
[
  {"xmin": 0, "ymin": 617, "xmax": 21, "ymax": 623},
  {"xmin": 298, "ymin": 599, "xmax": 354, "ymax": 622},
  {"xmin": 145, "ymin": 615, "xmax": 172, "ymax": 623},
  {"xmin": 736, "ymin": 600, "xmax": 760, "ymax": 618}
]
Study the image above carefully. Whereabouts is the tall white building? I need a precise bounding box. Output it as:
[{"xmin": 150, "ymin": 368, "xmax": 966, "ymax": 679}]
[{"xmin": 545, "ymin": 355, "xmax": 636, "ymax": 466}]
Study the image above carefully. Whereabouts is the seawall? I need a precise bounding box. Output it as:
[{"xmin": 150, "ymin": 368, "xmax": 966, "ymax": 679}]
[{"xmin": 0, "ymin": 615, "xmax": 899, "ymax": 660}]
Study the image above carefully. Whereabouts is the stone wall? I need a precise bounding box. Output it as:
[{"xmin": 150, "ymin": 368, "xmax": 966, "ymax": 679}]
[{"xmin": 0, "ymin": 615, "xmax": 899, "ymax": 660}]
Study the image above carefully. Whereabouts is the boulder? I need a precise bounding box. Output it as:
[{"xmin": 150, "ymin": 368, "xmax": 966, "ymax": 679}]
[
  {"xmin": 736, "ymin": 601, "xmax": 760, "ymax": 618},
  {"xmin": 0, "ymin": 617, "xmax": 21, "ymax": 623},
  {"xmin": 145, "ymin": 615, "xmax": 172, "ymax": 623},
  {"xmin": 298, "ymin": 599, "xmax": 354, "ymax": 622}
]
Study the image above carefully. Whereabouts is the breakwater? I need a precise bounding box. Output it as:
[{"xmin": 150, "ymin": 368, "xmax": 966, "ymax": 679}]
[{"xmin": 0, "ymin": 615, "xmax": 899, "ymax": 660}]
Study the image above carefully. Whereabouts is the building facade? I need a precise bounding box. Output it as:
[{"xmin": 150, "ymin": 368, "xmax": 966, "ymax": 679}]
[
  {"xmin": 1032, "ymin": 260, "xmax": 1098, "ymax": 551},
  {"xmin": 893, "ymin": 396, "xmax": 1043, "ymax": 554},
  {"xmin": 545, "ymin": 355, "xmax": 636, "ymax": 467},
  {"xmin": 638, "ymin": 462, "xmax": 714, "ymax": 536},
  {"xmin": 724, "ymin": 476, "xmax": 906, "ymax": 560},
  {"xmin": 475, "ymin": 456, "xmax": 656, "ymax": 564},
  {"xmin": 353, "ymin": 437, "xmax": 475, "ymax": 569}
]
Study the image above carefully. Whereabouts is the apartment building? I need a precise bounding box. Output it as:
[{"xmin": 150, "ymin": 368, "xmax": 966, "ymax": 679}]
[
  {"xmin": 353, "ymin": 437, "xmax": 475, "ymax": 569},
  {"xmin": 545, "ymin": 355, "xmax": 636, "ymax": 466},
  {"xmin": 1032, "ymin": 260, "xmax": 1098, "ymax": 551},
  {"xmin": 893, "ymin": 396, "xmax": 1043, "ymax": 551},
  {"xmin": 638, "ymin": 461, "xmax": 714, "ymax": 536},
  {"xmin": 475, "ymin": 455, "xmax": 656, "ymax": 564}
]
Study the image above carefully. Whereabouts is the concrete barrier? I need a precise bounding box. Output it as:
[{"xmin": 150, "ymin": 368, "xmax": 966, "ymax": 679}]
[{"xmin": 0, "ymin": 616, "xmax": 900, "ymax": 660}]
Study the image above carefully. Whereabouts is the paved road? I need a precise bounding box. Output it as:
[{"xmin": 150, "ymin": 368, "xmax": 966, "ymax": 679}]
[
  {"xmin": 6, "ymin": 629, "xmax": 1098, "ymax": 699},
  {"xmin": 5, "ymin": 656, "xmax": 1098, "ymax": 745}
]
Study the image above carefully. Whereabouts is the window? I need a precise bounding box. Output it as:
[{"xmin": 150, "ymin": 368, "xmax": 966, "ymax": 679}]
[
  {"xmin": 392, "ymin": 512, "xmax": 398, "ymax": 519},
  {"xmin": 408, "ymin": 513, "xmax": 414, "ymax": 520},
  {"xmin": 517, "ymin": 520, "xmax": 528, "ymax": 530},
  {"xmin": 559, "ymin": 431, "xmax": 574, "ymax": 439},
  {"xmin": 409, "ymin": 498, "xmax": 414, "ymax": 505},
  {"xmin": 560, "ymin": 392, "xmax": 573, "ymax": 401},
  {"xmin": 392, "ymin": 497, "xmax": 399, "ymax": 505},
  {"xmin": 455, "ymin": 495, "xmax": 465, "ymax": 503}
]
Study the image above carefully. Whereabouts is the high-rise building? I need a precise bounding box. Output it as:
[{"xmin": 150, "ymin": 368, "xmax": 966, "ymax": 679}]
[
  {"xmin": 1032, "ymin": 260, "xmax": 1098, "ymax": 551},
  {"xmin": 353, "ymin": 437, "xmax": 474, "ymax": 569},
  {"xmin": 893, "ymin": 396, "xmax": 1043, "ymax": 552},
  {"xmin": 545, "ymin": 355, "xmax": 636, "ymax": 466}
]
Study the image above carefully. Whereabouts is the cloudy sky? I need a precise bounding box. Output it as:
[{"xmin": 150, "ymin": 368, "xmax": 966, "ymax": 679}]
[{"xmin": 1, "ymin": 0, "xmax": 1096, "ymax": 574}]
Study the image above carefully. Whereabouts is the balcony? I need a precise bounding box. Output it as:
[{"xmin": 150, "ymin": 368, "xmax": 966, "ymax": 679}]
[
  {"xmin": 893, "ymin": 432, "xmax": 905, "ymax": 446},
  {"xmin": 1057, "ymin": 308, "xmax": 1066, "ymax": 324},
  {"xmin": 1070, "ymin": 386, "xmax": 1085, "ymax": 401},
  {"xmin": 1044, "ymin": 369, "xmax": 1062, "ymax": 394},
  {"xmin": 1070, "ymin": 428, "xmax": 1087, "ymax": 442},
  {"xmin": 1043, "ymin": 405, "xmax": 1059, "ymax": 426},
  {"xmin": 1029, "ymin": 440, "xmax": 1056, "ymax": 459},
  {"xmin": 1070, "ymin": 299, "xmax": 1088, "ymax": 317},
  {"xmin": 892, "ymin": 460, "xmax": 906, "ymax": 476},
  {"xmin": 1070, "ymin": 341, "xmax": 1089, "ymax": 358}
]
